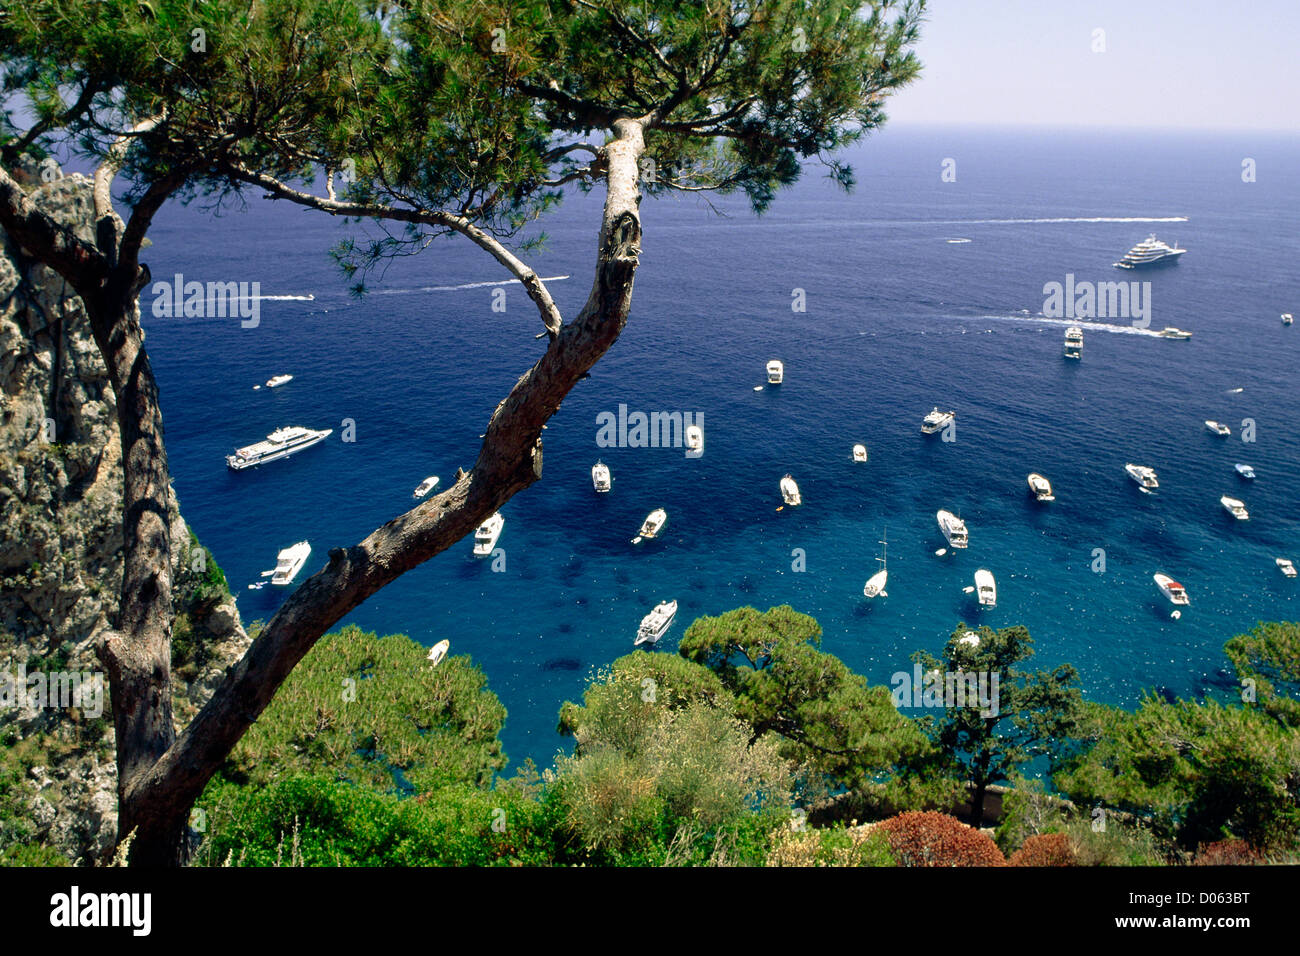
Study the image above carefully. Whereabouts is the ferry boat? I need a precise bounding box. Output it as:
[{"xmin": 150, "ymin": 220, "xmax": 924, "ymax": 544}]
[
  {"xmin": 863, "ymin": 530, "xmax": 888, "ymax": 599},
  {"xmin": 1277, "ymin": 558, "xmax": 1297, "ymax": 578},
  {"xmin": 1220, "ymin": 496, "xmax": 1249, "ymax": 520},
  {"xmin": 1114, "ymin": 235, "xmax": 1185, "ymax": 270},
  {"xmin": 472, "ymin": 512, "xmax": 504, "ymax": 556},
  {"xmin": 936, "ymin": 509, "xmax": 968, "ymax": 549},
  {"xmin": 685, "ymin": 424, "xmax": 704, "ymax": 455},
  {"xmin": 270, "ymin": 541, "xmax": 311, "ymax": 586},
  {"xmin": 1063, "ymin": 326, "xmax": 1083, "ymax": 359},
  {"xmin": 413, "ymin": 475, "xmax": 440, "ymax": 498},
  {"xmin": 921, "ymin": 407, "xmax": 955, "ymax": 435},
  {"xmin": 1154, "ymin": 573, "xmax": 1190, "ymax": 606},
  {"xmin": 1235, "ymin": 463, "xmax": 1256, "ymax": 479},
  {"xmin": 635, "ymin": 600, "xmax": 678, "ymax": 646},
  {"xmin": 592, "ymin": 460, "xmax": 611, "ymax": 493},
  {"xmin": 633, "ymin": 508, "xmax": 667, "ymax": 543},
  {"xmin": 426, "ymin": 639, "xmax": 450, "ymax": 665},
  {"xmin": 1157, "ymin": 327, "xmax": 1193, "ymax": 340},
  {"xmin": 852, "ymin": 444, "xmax": 868, "ymax": 463},
  {"xmin": 1125, "ymin": 463, "xmax": 1159, "ymax": 491},
  {"xmin": 226, "ymin": 425, "xmax": 332, "ymax": 470},
  {"xmin": 974, "ymin": 569, "xmax": 996, "ymax": 607},
  {"xmin": 1027, "ymin": 473, "xmax": 1055, "ymax": 502},
  {"xmin": 265, "ymin": 374, "xmax": 294, "ymax": 388},
  {"xmin": 1205, "ymin": 420, "xmax": 1230, "ymax": 436},
  {"xmin": 780, "ymin": 475, "xmax": 802, "ymax": 506},
  {"xmin": 766, "ymin": 360, "xmax": 784, "ymax": 384}
]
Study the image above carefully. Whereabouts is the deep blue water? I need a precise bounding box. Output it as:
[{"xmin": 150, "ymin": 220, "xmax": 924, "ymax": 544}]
[{"xmin": 140, "ymin": 127, "xmax": 1300, "ymax": 769}]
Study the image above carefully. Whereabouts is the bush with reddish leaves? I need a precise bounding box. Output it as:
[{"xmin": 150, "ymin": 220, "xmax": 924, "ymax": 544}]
[
  {"xmin": 1009, "ymin": 832, "xmax": 1077, "ymax": 866},
  {"xmin": 1192, "ymin": 839, "xmax": 1263, "ymax": 866},
  {"xmin": 878, "ymin": 811, "xmax": 1006, "ymax": 867}
]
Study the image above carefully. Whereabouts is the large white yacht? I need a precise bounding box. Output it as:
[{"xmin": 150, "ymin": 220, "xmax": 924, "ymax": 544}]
[
  {"xmin": 922, "ymin": 407, "xmax": 955, "ymax": 435},
  {"xmin": 226, "ymin": 425, "xmax": 332, "ymax": 470},
  {"xmin": 1114, "ymin": 235, "xmax": 1185, "ymax": 269},
  {"xmin": 472, "ymin": 512, "xmax": 504, "ymax": 556},
  {"xmin": 413, "ymin": 475, "xmax": 440, "ymax": 498},
  {"xmin": 1027, "ymin": 473, "xmax": 1055, "ymax": 502},
  {"xmin": 974, "ymin": 569, "xmax": 996, "ymax": 607},
  {"xmin": 936, "ymin": 509, "xmax": 968, "ymax": 549},
  {"xmin": 634, "ymin": 508, "xmax": 667, "ymax": 543},
  {"xmin": 591, "ymin": 460, "xmax": 611, "ymax": 493},
  {"xmin": 1125, "ymin": 463, "xmax": 1159, "ymax": 491},
  {"xmin": 1220, "ymin": 496, "xmax": 1249, "ymax": 520},
  {"xmin": 634, "ymin": 600, "xmax": 678, "ymax": 646},
  {"xmin": 780, "ymin": 474, "xmax": 802, "ymax": 506},
  {"xmin": 863, "ymin": 530, "xmax": 888, "ymax": 599},
  {"xmin": 270, "ymin": 541, "xmax": 311, "ymax": 586},
  {"xmin": 1063, "ymin": 327, "xmax": 1083, "ymax": 359},
  {"xmin": 1154, "ymin": 573, "xmax": 1190, "ymax": 606},
  {"xmin": 766, "ymin": 360, "xmax": 784, "ymax": 384}
]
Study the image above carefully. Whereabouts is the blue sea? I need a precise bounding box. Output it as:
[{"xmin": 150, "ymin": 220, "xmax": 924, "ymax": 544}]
[{"xmin": 141, "ymin": 126, "xmax": 1300, "ymax": 769}]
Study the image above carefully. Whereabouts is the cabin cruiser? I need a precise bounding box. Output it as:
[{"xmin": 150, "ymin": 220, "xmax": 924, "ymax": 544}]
[
  {"xmin": 413, "ymin": 475, "xmax": 440, "ymax": 498},
  {"xmin": 852, "ymin": 444, "xmax": 868, "ymax": 463},
  {"xmin": 472, "ymin": 512, "xmax": 505, "ymax": 555},
  {"xmin": 1125, "ymin": 463, "xmax": 1159, "ymax": 491},
  {"xmin": 1063, "ymin": 326, "xmax": 1083, "ymax": 359},
  {"xmin": 1157, "ymin": 327, "xmax": 1193, "ymax": 340},
  {"xmin": 1205, "ymin": 420, "xmax": 1230, "ymax": 436},
  {"xmin": 780, "ymin": 475, "xmax": 802, "ymax": 506},
  {"xmin": 1277, "ymin": 558, "xmax": 1297, "ymax": 578},
  {"xmin": 226, "ymin": 425, "xmax": 332, "ymax": 470},
  {"xmin": 634, "ymin": 508, "xmax": 667, "ymax": 543},
  {"xmin": 635, "ymin": 600, "xmax": 678, "ymax": 646},
  {"xmin": 1027, "ymin": 473, "xmax": 1055, "ymax": 502},
  {"xmin": 1114, "ymin": 235, "xmax": 1185, "ymax": 269},
  {"xmin": 766, "ymin": 360, "xmax": 784, "ymax": 384},
  {"xmin": 265, "ymin": 374, "xmax": 293, "ymax": 388},
  {"xmin": 862, "ymin": 531, "xmax": 888, "ymax": 599},
  {"xmin": 270, "ymin": 541, "xmax": 311, "ymax": 586},
  {"xmin": 1283, "ymin": 313, "xmax": 1293, "ymax": 326},
  {"xmin": 922, "ymin": 407, "xmax": 955, "ymax": 435},
  {"xmin": 1235, "ymin": 463, "xmax": 1256, "ymax": 479},
  {"xmin": 591, "ymin": 460, "xmax": 611, "ymax": 493},
  {"xmin": 1220, "ymin": 496, "xmax": 1249, "ymax": 520},
  {"xmin": 974, "ymin": 569, "xmax": 996, "ymax": 607},
  {"xmin": 936, "ymin": 509, "xmax": 968, "ymax": 549},
  {"xmin": 1154, "ymin": 573, "xmax": 1190, "ymax": 606},
  {"xmin": 685, "ymin": 424, "xmax": 704, "ymax": 455},
  {"xmin": 426, "ymin": 640, "xmax": 450, "ymax": 665}
]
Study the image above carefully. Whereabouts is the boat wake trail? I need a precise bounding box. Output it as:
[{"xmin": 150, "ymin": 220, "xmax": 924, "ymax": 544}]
[
  {"xmin": 979, "ymin": 313, "xmax": 1162, "ymax": 336},
  {"xmin": 254, "ymin": 294, "xmax": 316, "ymax": 301},
  {"xmin": 373, "ymin": 275, "xmax": 572, "ymax": 295},
  {"xmin": 930, "ymin": 216, "xmax": 1189, "ymax": 225}
]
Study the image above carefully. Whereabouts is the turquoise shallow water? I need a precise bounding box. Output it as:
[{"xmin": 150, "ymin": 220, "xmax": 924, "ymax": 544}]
[{"xmin": 140, "ymin": 126, "xmax": 1300, "ymax": 768}]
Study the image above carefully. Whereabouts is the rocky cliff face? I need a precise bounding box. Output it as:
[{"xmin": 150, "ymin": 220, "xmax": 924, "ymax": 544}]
[{"xmin": 0, "ymin": 171, "xmax": 250, "ymax": 863}]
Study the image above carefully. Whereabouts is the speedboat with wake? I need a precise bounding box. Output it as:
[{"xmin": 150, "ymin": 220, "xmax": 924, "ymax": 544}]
[
  {"xmin": 1220, "ymin": 496, "xmax": 1249, "ymax": 520},
  {"xmin": 635, "ymin": 600, "xmax": 678, "ymax": 646},
  {"xmin": 1157, "ymin": 327, "xmax": 1193, "ymax": 340},
  {"xmin": 472, "ymin": 512, "xmax": 504, "ymax": 555},
  {"xmin": 1027, "ymin": 473, "xmax": 1055, "ymax": 502},
  {"xmin": 936, "ymin": 510, "xmax": 968, "ymax": 549},
  {"xmin": 1125, "ymin": 463, "xmax": 1159, "ymax": 492},
  {"xmin": 863, "ymin": 530, "xmax": 888, "ymax": 599}
]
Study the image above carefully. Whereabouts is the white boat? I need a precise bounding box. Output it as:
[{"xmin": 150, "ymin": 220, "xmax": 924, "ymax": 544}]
[
  {"xmin": 265, "ymin": 374, "xmax": 294, "ymax": 388},
  {"xmin": 957, "ymin": 631, "xmax": 981, "ymax": 649},
  {"xmin": 270, "ymin": 541, "xmax": 311, "ymax": 586},
  {"xmin": 863, "ymin": 530, "xmax": 888, "ymax": 599},
  {"xmin": 1154, "ymin": 573, "xmax": 1190, "ymax": 606},
  {"xmin": 921, "ymin": 407, "xmax": 955, "ymax": 435},
  {"xmin": 780, "ymin": 475, "xmax": 801, "ymax": 506},
  {"xmin": 633, "ymin": 508, "xmax": 667, "ymax": 543},
  {"xmin": 592, "ymin": 460, "xmax": 611, "ymax": 493},
  {"xmin": 1205, "ymin": 420, "xmax": 1230, "ymax": 436},
  {"xmin": 974, "ymin": 569, "xmax": 996, "ymax": 607},
  {"xmin": 1125, "ymin": 463, "xmax": 1159, "ymax": 491},
  {"xmin": 1234, "ymin": 463, "xmax": 1255, "ymax": 479},
  {"xmin": 1220, "ymin": 496, "xmax": 1249, "ymax": 520},
  {"xmin": 1027, "ymin": 473, "xmax": 1055, "ymax": 502},
  {"xmin": 1282, "ymin": 313, "xmax": 1293, "ymax": 326},
  {"xmin": 1063, "ymin": 326, "xmax": 1083, "ymax": 359},
  {"xmin": 634, "ymin": 600, "xmax": 678, "ymax": 646},
  {"xmin": 1157, "ymin": 327, "xmax": 1193, "ymax": 340},
  {"xmin": 936, "ymin": 509, "xmax": 968, "ymax": 549},
  {"xmin": 413, "ymin": 475, "xmax": 440, "ymax": 498},
  {"xmin": 852, "ymin": 444, "xmax": 868, "ymax": 463},
  {"xmin": 685, "ymin": 425, "xmax": 704, "ymax": 455},
  {"xmin": 426, "ymin": 639, "xmax": 450, "ymax": 665},
  {"xmin": 226, "ymin": 425, "xmax": 332, "ymax": 470},
  {"xmin": 766, "ymin": 360, "xmax": 784, "ymax": 384},
  {"xmin": 1114, "ymin": 235, "xmax": 1185, "ymax": 269},
  {"xmin": 472, "ymin": 512, "xmax": 504, "ymax": 555},
  {"xmin": 1276, "ymin": 558, "xmax": 1297, "ymax": 578}
]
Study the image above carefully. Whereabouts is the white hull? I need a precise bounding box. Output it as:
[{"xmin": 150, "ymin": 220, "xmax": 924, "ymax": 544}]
[
  {"xmin": 685, "ymin": 426, "xmax": 704, "ymax": 455},
  {"xmin": 1205, "ymin": 420, "xmax": 1230, "ymax": 436},
  {"xmin": 1277, "ymin": 559, "xmax": 1297, "ymax": 578},
  {"xmin": 780, "ymin": 476, "xmax": 801, "ymax": 506},
  {"xmin": 936, "ymin": 510, "xmax": 968, "ymax": 549},
  {"xmin": 426, "ymin": 639, "xmax": 450, "ymax": 665},
  {"xmin": 1027, "ymin": 473, "xmax": 1054, "ymax": 502},
  {"xmin": 635, "ymin": 600, "xmax": 678, "ymax": 646},
  {"xmin": 227, "ymin": 426, "xmax": 332, "ymax": 470},
  {"xmin": 592, "ymin": 461, "xmax": 611, "ymax": 493},
  {"xmin": 921, "ymin": 408, "xmax": 955, "ymax": 435},
  {"xmin": 265, "ymin": 374, "xmax": 293, "ymax": 388},
  {"xmin": 1125, "ymin": 463, "xmax": 1159, "ymax": 490},
  {"xmin": 1220, "ymin": 496, "xmax": 1249, "ymax": 520},
  {"xmin": 413, "ymin": 476, "xmax": 440, "ymax": 498},
  {"xmin": 637, "ymin": 509, "xmax": 667, "ymax": 540},
  {"xmin": 852, "ymin": 444, "xmax": 868, "ymax": 462},
  {"xmin": 863, "ymin": 569, "xmax": 887, "ymax": 599},
  {"xmin": 766, "ymin": 360, "xmax": 784, "ymax": 384},
  {"xmin": 270, "ymin": 541, "xmax": 311, "ymax": 586},
  {"xmin": 473, "ymin": 513, "xmax": 504, "ymax": 555},
  {"xmin": 1154, "ymin": 573, "xmax": 1190, "ymax": 606},
  {"xmin": 974, "ymin": 569, "xmax": 996, "ymax": 607},
  {"xmin": 1235, "ymin": 463, "xmax": 1255, "ymax": 479}
]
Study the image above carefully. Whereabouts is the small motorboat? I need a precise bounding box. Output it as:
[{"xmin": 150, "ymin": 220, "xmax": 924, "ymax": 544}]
[
  {"xmin": 1277, "ymin": 558, "xmax": 1297, "ymax": 578},
  {"xmin": 1283, "ymin": 313, "xmax": 1294, "ymax": 326},
  {"xmin": 1220, "ymin": 496, "xmax": 1249, "ymax": 520},
  {"xmin": 922, "ymin": 407, "xmax": 955, "ymax": 435},
  {"xmin": 265, "ymin": 374, "xmax": 294, "ymax": 388},
  {"xmin": 1235, "ymin": 463, "xmax": 1256, "ymax": 479},
  {"xmin": 780, "ymin": 475, "xmax": 802, "ymax": 506},
  {"xmin": 685, "ymin": 425, "xmax": 704, "ymax": 456},
  {"xmin": 270, "ymin": 541, "xmax": 311, "ymax": 586},
  {"xmin": 766, "ymin": 360, "xmax": 784, "ymax": 384},
  {"xmin": 1027, "ymin": 473, "xmax": 1055, "ymax": 502},
  {"xmin": 592, "ymin": 460, "xmax": 611, "ymax": 493},
  {"xmin": 472, "ymin": 512, "xmax": 505, "ymax": 555},
  {"xmin": 863, "ymin": 530, "xmax": 888, "ymax": 599},
  {"xmin": 426, "ymin": 639, "xmax": 450, "ymax": 665},
  {"xmin": 852, "ymin": 444, "xmax": 868, "ymax": 463},
  {"xmin": 974, "ymin": 569, "xmax": 996, "ymax": 607},
  {"xmin": 1157, "ymin": 327, "xmax": 1193, "ymax": 340},
  {"xmin": 1154, "ymin": 573, "xmax": 1190, "ymax": 606},
  {"xmin": 413, "ymin": 475, "xmax": 440, "ymax": 498},
  {"xmin": 1205, "ymin": 420, "xmax": 1230, "ymax": 436},
  {"xmin": 632, "ymin": 508, "xmax": 667, "ymax": 544},
  {"xmin": 635, "ymin": 600, "xmax": 678, "ymax": 646},
  {"xmin": 1125, "ymin": 463, "xmax": 1159, "ymax": 491}
]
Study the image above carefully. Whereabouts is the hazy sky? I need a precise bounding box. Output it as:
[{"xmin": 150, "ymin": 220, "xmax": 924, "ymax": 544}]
[{"xmin": 887, "ymin": 0, "xmax": 1300, "ymax": 131}]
